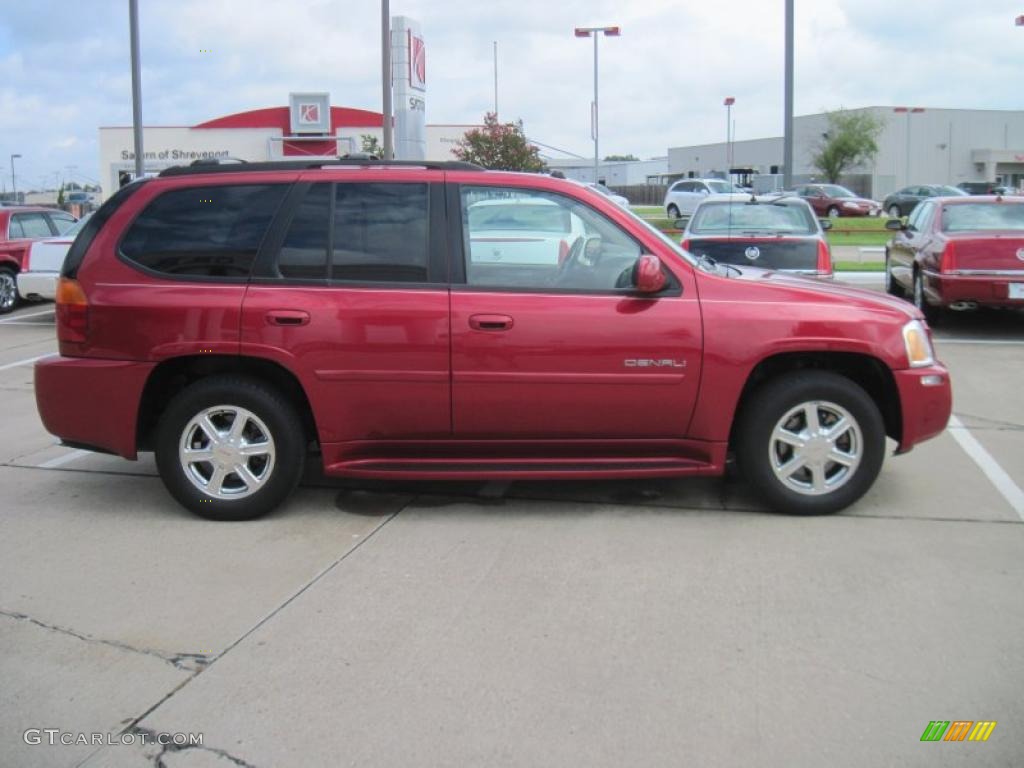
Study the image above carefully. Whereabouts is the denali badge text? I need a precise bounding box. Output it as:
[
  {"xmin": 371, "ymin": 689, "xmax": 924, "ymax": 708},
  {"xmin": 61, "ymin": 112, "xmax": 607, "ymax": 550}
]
[{"xmin": 624, "ymin": 359, "xmax": 687, "ymax": 368}]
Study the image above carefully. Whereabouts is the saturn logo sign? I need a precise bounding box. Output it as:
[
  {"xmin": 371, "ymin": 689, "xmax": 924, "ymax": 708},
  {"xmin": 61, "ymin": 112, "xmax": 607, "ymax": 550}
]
[
  {"xmin": 1016, "ymin": 248, "xmax": 1024, "ymax": 262},
  {"xmin": 409, "ymin": 32, "xmax": 426, "ymax": 91},
  {"xmin": 744, "ymin": 246, "xmax": 761, "ymax": 261},
  {"xmin": 299, "ymin": 103, "xmax": 320, "ymax": 124}
]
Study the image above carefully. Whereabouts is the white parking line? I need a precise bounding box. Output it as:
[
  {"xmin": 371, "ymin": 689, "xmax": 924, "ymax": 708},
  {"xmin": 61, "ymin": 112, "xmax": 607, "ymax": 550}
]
[
  {"xmin": 37, "ymin": 449, "xmax": 91, "ymax": 469},
  {"xmin": 0, "ymin": 308, "xmax": 55, "ymax": 323},
  {"xmin": 947, "ymin": 415, "xmax": 1024, "ymax": 522},
  {"xmin": 0, "ymin": 353, "xmax": 54, "ymax": 372}
]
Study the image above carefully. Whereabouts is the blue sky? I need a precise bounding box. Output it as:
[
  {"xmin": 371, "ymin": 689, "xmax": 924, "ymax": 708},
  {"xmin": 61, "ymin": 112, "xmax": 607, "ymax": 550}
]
[{"xmin": 1, "ymin": 0, "xmax": 1022, "ymax": 190}]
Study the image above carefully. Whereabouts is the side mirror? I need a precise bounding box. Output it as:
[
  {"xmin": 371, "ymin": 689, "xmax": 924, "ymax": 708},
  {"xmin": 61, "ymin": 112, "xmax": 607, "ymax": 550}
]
[
  {"xmin": 884, "ymin": 218, "xmax": 904, "ymax": 231},
  {"xmin": 819, "ymin": 218, "xmax": 833, "ymax": 231},
  {"xmin": 673, "ymin": 216, "xmax": 690, "ymax": 230},
  {"xmin": 632, "ymin": 254, "xmax": 667, "ymax": 294}
]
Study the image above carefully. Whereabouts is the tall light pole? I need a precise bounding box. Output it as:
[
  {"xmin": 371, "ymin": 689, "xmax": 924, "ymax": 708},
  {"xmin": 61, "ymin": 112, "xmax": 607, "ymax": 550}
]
[
  {"xmin": 723, "ymin": 97, "xmax": 735, "ymax": 173},
  {"xmin": 10, "ymin": 154, "xmax": 20, "ymax": 202},
  {"xmin": 783, "ymin": 0, "xmax": 794, "ymax": 188},
  {"xmin": 574, "ymin": 25, "xmax": 620, "ymax": 184},
  {"xmin": 381, "ymin": 0, "xmax": 393, "ymax": 160},
  {"xmin": 493, "ymin": 41, "xmax": 499, "ymax": 119},
  {"xmin": 128, "ymin": 0, "xmax": 144, "ymax": 180}
]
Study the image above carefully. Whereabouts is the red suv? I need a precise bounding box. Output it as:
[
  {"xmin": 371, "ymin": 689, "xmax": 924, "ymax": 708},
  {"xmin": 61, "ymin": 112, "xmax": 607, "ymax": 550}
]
[{"xmin": 35, "ymin": 160, "xmax": 952, "ymax": 520}]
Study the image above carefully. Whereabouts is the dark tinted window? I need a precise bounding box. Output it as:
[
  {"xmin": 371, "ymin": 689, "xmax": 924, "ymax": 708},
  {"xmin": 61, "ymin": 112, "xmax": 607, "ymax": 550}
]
[
  {"xmin": 331, "ymin": 183, "xmax": 428, "ymax": 282},
  {"xmin": 279, "ymin": 183, "xmax": 329, "ymax": 279},
  {"xmin": 121, "ymin": 184, "xmax": 287, "ymax": 277}
]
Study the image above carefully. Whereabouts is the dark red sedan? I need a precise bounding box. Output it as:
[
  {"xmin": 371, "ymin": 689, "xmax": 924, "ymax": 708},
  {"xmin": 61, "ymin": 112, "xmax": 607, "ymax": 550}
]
[
  {"xmin": 885, "ymin": 195, "xmax": 1024, "ymax": 322},
  {"xmin": 793, "ymin": 184, "xmax": 881, "ymax": 218}
]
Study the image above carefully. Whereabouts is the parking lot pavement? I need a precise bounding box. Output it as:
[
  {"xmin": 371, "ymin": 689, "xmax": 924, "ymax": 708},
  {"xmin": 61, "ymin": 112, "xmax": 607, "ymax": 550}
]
[{"xmin": 2, "ymin": 301, "xmax": 1022, "ymax": 767}]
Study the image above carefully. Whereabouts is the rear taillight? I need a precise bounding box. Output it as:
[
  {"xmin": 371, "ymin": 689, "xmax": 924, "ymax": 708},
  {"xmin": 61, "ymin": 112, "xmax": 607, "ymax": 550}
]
[
  {"xmin": 817, "ymin": 240, "xmax": 833, "ymax": 276},
  {"xmin": 558, "ymin": 239, "xmax": 569, "ymax": 265},
  {"xmin": 939, "ymin": 241, "xmax": 957, "ymax": 273},
  {"xmin": 56, "ymin": 277, "xmax": 88, "ymax": 344}
]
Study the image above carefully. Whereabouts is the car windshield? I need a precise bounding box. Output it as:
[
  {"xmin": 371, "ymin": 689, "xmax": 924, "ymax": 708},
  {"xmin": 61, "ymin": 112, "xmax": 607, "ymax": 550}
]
[
  {"xmin": 590, "ymin": 183, "xmax": 614, "ymax": 196},
  {"xmin": 819, "ymin": 185, "xmax": 856, "ymax": 198},
  {"xmin": 706, "ymin": 180, "xmax": 737, "ymax": 194},
  {"xmin": 938, "ymin": 185, "xmax": 968, "ymax": 196},
  {"xmin": 941, "ymin": 203, "xmax": 1024, "ymax": 232},
  {"xmin": 63, "ymin": 214, "xmax": 91, "ymax": 237},
  {"xmin": 689, "ymin": 202, "xmax": 817, "ymax": 234},
  {"xmin": 467, "ymin": 203, "xmax": 570, "ymax": 234}
]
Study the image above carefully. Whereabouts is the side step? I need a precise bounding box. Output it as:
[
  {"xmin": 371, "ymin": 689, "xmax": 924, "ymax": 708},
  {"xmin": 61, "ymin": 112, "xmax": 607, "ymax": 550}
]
[{"xmin": 324, "ymin": 457, "xmax": 720, "ymax": 481}]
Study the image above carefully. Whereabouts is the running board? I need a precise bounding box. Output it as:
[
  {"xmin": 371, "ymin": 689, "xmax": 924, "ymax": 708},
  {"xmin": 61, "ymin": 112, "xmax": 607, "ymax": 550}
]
[{"xmin": 324, "ymin": 457, "xmax": 720, "ymax": 481}]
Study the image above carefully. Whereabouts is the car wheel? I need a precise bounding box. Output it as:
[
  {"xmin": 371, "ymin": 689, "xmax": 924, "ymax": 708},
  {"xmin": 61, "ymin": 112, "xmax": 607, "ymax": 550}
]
[
  {"xmin": 0, "ymin": 266, "xmax": 19, "ymax": 315},
  {"xmin": 827, "ymin": 206, "xmax": 841, "ymax": 218},
  {"xmin": 913, "ymin": 269, "xmax": 942, "ymax": 325},
  {"xmin": 736, "ymin": 371, "xmax": 885, "ymax": 515},
  {"xmin": 888, "ymin": 204, "xmax": 901, "ymax": 218},
  {"xmin": 884, "ymin": 251, "xmax": 904, "ymax": 297},
  {"xmin": 155, "ymin": 376, "xmax": 306, "ymax": 520},
  {"xmin": 667, "ymin": 204, "xmax": 680, "ymax": 218}
]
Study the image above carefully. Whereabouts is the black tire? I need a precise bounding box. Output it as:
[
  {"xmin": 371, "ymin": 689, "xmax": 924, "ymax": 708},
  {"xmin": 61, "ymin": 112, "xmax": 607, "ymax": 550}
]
[
  {"xmin": 155, "ymin": 376, "xmax": 306, "ymax": 520},
  {"xmin": 0, "ymin": 266, "xmax": 19, "ymax": 315},
  {"xmin": 735, "ymin": 371, "xmax": 885, "ymax": 515},
  {"xmin": 667, "ymin": 204, "xmax": 680, "ymax": 218},
  {"xmin": 827, "ymin": 205, "xmax": 841, "ymax": 218},
  {"xmin": 884, "ymin": 251, "xmax": 904, "ymax": 298},
  {"xmin": 913, "ymin": 269, "xmax": 942, "ymax": 325}
]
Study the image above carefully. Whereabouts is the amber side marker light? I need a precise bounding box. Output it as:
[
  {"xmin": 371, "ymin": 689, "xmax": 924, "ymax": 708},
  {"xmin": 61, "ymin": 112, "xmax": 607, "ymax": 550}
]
[{"xmin": 56, "ymin": 277, "xmax": 89, "ymax": 343}]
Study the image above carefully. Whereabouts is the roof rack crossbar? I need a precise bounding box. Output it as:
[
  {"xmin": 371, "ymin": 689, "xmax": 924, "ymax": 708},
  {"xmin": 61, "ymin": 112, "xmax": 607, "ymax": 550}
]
[{"xmin": 158, "ymin": 158, "xmax": 484, "ymax": 177}]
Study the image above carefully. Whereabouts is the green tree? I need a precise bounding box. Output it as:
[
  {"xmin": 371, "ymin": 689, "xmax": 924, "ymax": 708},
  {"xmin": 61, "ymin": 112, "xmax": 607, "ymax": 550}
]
[
  {"xmin": 56, "ymin": 184, "xmax": 65, "ymax": 207},
  {"xmin": 360, "ymin": 134, "xmax": 381, "ymax": 156},
  {"xmin": 453, "ymin": 113, "xmax": 546, "ymax": 172},
  {"xmin": 604, "ymin": 154, "xmax": 638, "ymax": 161},
  {"xmin": 811, "ymin": 109, "xmax": 884, "ymax": 183}
]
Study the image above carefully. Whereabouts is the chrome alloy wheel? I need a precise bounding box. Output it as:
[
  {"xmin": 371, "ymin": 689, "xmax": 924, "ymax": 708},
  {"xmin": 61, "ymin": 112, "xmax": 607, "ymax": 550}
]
[
  {"xmin": 0, "ymin": 271, "xmax": 16, "ymax": 311},
  {"xmin": 769, "ymin": 400, "xmax": 862, "ymax": 496},
  {"xmin": 178, "ymin": 405, "xmax": 276, "ymax": 499}
]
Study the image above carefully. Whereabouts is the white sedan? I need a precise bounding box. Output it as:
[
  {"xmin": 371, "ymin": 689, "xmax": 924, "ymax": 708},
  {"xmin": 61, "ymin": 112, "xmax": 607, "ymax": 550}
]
[{"xmin": 17, "ymin": 214, "xmax": 89, "ymax": 301}]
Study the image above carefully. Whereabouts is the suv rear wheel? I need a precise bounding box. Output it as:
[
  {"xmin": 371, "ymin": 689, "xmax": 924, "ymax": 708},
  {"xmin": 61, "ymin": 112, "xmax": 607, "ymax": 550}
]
[
  {"xmin": 736, "ymin": 371, "xmax": 885, "ymax": 514},
  {"xmin": 155, "ymin": 376, "xmax": 305, "ymax": 520}
]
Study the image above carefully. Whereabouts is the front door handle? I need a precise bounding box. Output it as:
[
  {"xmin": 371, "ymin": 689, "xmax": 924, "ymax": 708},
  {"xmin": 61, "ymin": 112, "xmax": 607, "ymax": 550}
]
[
  {"xmin": 266, "ymin": 310, "xmax": 310, "ymax": 327},
  {"xmin": 469, "ymin": 314, "xmax": 514, "ymax": 331}
]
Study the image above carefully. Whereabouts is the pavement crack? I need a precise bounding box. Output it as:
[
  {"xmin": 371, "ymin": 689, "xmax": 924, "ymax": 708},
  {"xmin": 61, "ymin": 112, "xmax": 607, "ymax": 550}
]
[
  {"xmin": 129, "ymin": 726, "xmax": 259, "ymax": 768},
  {"xmin": 0, "ymin": 609, "xmax": 210, "ymax": 672}
]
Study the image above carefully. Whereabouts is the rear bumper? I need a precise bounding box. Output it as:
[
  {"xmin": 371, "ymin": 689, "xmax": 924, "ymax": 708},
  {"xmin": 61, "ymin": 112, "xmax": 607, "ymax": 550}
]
[
  {"xmin": 34, "ymin": 356, "xmax": 155, "ymax": 459},
  {"xmin": 931, "ymin": 271, "xmax": 1024, "ymax": 307},
  {"xmin": 16, "ymin": 270, "xmax": 58, "ymax": 300},
  {"xmin": 894, "ymin": 364, "xmax": 952, "ymax": 453}
]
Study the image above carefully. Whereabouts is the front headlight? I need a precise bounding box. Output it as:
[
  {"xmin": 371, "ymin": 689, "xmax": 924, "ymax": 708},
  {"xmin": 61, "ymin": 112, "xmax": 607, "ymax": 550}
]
[{"xmin": 902, "ymin": 319, "xmax": 935, "ymax": 368}]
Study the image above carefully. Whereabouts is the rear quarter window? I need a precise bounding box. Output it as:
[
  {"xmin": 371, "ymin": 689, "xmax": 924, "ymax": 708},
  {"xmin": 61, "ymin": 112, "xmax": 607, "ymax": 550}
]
[{"xmin": 120, "ymin": 184, "xmax": 288, "ymax": 278}]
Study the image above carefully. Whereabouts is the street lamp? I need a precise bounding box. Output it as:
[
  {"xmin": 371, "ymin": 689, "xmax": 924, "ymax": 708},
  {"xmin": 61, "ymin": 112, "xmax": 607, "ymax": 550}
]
[
  {"xmin": 10, "ymin": 154, "xmax": 21, "ymax": 202},
  {"xmin": 723, "ymin": 97, "xmax": 735, "ymax": 173},
  {"xmin": 574, "ymin": 25, "xmax": 620, "ymax": 184}
]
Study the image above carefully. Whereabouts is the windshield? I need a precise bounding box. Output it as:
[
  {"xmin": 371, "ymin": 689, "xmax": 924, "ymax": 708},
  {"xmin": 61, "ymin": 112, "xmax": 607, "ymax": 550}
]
[
  {"xmin": 938, "ymin": 185, "xmax": 968, "ymax": 196},
  {"xmin": 590, "ymin": 183, "xmax": 614, "ymax": 196},
  {"xmin": 467, "ymin": 203, "xmax": 570, "ymax": 234},
  {"xmin": 706, "ymin": 180, "xmax": 737, "ymax": 194},
  {"xmin": 689, "ymin": 202, "xmax": 817, "ymax": 234},
  {"xmin": 63, "ymin": 214, "xmax": 91, "ymax": 237},
  {"xmin": 820, "ymin": 185, "xmax": 856, "ymax": 198},
  {"xmin": 941, "ymin": 203, "xmax": 1024, "ymax": 232}
]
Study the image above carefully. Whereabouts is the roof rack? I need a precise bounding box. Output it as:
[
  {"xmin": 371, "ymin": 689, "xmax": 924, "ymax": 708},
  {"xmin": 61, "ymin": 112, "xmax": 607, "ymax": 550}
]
[{"xmin": 158, "ymin": 158, "xmax": 485, "ymax": 177}]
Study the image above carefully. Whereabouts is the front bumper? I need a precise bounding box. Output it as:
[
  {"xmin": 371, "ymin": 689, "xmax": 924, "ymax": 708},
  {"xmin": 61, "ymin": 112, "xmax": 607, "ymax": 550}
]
[
  {"xmin": 35, "ymin": 356, "xmax": 155, "ymax": 459},
  {"xmin": 932, "ymin": 271, "xmax": 1024, "ymax": 308},
  {"xmin": 894, "ymin": 364, "xmax": 952, "ymax": 453},
  {"xmin": 16, "ymin": 270, "xmax": 58, "ymax": 301}
]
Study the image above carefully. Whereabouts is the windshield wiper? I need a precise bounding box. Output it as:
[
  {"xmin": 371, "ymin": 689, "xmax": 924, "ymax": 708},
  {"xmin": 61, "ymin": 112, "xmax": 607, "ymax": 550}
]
[{"xmin": 697, "ymin": 253, "xmax": 741, "ymax": 277}]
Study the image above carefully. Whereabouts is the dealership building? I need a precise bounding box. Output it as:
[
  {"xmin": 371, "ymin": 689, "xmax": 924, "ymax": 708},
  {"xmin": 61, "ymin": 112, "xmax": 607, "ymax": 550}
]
[{"xmin": 665, "ymin": 107, "xmax": 1024, "ymax": 198}]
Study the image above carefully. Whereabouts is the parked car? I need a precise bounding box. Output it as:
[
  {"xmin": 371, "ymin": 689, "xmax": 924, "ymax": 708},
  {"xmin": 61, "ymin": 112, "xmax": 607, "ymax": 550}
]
[
  {"xmin": 0, "ymin": 205, "xmax": 77, "ymax": 313},
  {"xmin": 663, "ymin": 178, "xmax": 739, "ymax": 217},
  {"xmin": 17, "ymin": 214, "xmax": 91, "ymax": 302},
  {"xmin": 792, "ymin": 184, "xmax": 880, "ymax": 218},
  {"xmin": 680, "ymin": 194, "xmax": 833, "ymax": 277},
  {"xmin": 884, "ymin": 195, "xmax": 1024, "ymax": 323},
  {"xmin": 587, "ymin": 182, "xmax": 630, "ymax": 208},
  {"xmin": 957, "ymin": 181, "xmax": 1002, "ymax": 195},
  {"xmin": 35, "ymin": 159, "xmax": 951, "ymax": 521},
  {"xmin": 465, "ymin": 197, "xmax": 586, "ymax": 268},
  {"xmin": 882, "ymin": 185, "xmax": 966, "ymax": 218}
]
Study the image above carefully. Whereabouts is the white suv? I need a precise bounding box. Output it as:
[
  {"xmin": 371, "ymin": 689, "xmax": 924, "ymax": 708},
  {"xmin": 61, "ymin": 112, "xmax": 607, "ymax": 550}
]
[{"xmin": 664, "ymin": 178, "xmax": 739, "ymax": 217}]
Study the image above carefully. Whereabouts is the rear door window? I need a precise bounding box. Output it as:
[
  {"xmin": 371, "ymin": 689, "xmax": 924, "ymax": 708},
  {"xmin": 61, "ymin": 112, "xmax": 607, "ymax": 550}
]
[
  {"xmin": 11, "ymin": 213, "xmax": 52, "ymax": 239},
  {"xmin": 278, "ymin": 183, "xmax": 330, "ymax": 279},
  {"xmin": 120, "ymin": 184, "xmax": 288, "ymax": 278}
]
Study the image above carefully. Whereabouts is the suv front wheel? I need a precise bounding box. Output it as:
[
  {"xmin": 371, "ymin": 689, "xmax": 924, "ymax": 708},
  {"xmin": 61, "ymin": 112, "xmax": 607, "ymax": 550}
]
[
  {"xmin": 736, "ymin": 371, "xmax": 885, "ymax": 514},
  {"xmin": 155, "ymin": 376, "xmax": 306, "ymax": 520}
]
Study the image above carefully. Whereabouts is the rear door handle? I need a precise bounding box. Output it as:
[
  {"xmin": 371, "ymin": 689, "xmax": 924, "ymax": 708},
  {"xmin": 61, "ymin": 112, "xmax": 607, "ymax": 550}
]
[
  {"xmin": 266, "ymin": 310, "xmax": 310, "ymax": 327},
  {"xmin": 469, "ymin": 314, "xmax": 514, "ymax": 331}
]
